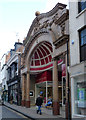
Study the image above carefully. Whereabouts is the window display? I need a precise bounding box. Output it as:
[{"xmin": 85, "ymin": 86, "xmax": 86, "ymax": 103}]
[
  {"xmin": 77, "ymin": 87, "xmax": 86, "ymax": 108},
  {"xmin": 77, "ymin": 82, "xmax": 86, "ymax": 106},
  {"xmin": 74, "ymin": 80, "xmax": 86, "ymax": 115}
]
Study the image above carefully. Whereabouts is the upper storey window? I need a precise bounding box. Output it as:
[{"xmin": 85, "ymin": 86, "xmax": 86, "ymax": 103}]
[
  {"xmin": 78, "ymin": 0, "xmax": 86, "ymax": 13},
  {"xmin": 80, "ymin": 27, "xmax": 86, "ymax": 61},
  {"xmin": 80, "ymin": 28, "xmax": 86, "ymax": 46}
]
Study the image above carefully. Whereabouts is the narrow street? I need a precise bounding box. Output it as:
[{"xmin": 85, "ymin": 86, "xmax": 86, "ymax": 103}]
[
  {"xmin": 0, "ymin": 106, "xmax": 31, "ymax": 120},
  {"xmin": 0, "ymin": 1, "xmax": 86, "ymax": 120}
]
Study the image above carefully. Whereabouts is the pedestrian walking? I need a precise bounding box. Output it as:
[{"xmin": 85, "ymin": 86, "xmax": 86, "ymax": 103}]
[{"xmin": 36, "ymin": 94, "xmax": 43, "ymax": 115}]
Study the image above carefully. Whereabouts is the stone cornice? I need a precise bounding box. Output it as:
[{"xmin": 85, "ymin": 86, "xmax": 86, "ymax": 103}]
[
  {"xmin": 54, "ymin": 9, "xmax": 69, "ymax": 25},
  {"xmin": 53, "ymin": 35, "xmax": 69, "ymax": 48},
  {"xmin": 23, "ymin": 3, "xmax": 67, "ymax": 46}
]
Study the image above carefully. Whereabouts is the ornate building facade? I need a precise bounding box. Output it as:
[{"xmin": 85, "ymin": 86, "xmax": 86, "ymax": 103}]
[{"xmin": 21, "ymin": 3, "xmax": 69, "ymax": 118}]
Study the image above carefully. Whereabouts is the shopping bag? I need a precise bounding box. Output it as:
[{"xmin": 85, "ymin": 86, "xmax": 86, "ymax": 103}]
[{"xmin": 36, "ymin": 106, "xmax": 38, "ymax": 110}]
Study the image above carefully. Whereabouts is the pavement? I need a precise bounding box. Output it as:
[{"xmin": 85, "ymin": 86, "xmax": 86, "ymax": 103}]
[
  {"xmin": 0, "ymin": 106, "xmax": 2, "ymax": 120},
  {"xmin": 3, "ymin": 102, "xmax": 64, "ymax": 120}
]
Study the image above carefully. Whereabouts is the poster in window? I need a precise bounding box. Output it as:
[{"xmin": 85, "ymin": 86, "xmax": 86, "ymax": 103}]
[
  {"xmin": 29, "ymin": 91, "xmax": 34, "ymax": 97},
  {"xmin": 77, "ymin": 88, "xmax": 86, "ymax": 108}
]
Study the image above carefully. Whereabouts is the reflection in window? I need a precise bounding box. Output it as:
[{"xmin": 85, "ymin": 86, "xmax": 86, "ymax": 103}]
[
  {"xmin": 79, "ymin": 27, "xmax": 86, "ymax": 61},
  {"xmin": 80, "ymin": 28, "xmax": 86, "ymax": 46},
  {"xmin": 78, "ymin": 1, "xmax": 86, "ymax": 13}
]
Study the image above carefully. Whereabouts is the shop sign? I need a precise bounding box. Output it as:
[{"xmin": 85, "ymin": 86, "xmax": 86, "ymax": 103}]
[{"xmin": 62, "ymin": 64, "xmax": 66, "ymax": 77}]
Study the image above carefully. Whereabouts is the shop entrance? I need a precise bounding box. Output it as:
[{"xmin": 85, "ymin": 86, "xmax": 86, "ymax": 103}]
[{"xmin": 35, "ymin": 81, "xmax": 52, "ymax": 105}]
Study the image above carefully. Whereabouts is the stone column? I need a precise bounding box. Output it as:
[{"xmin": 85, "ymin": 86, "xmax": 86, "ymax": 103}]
[
  {"xmin": 21, "ymin": 74, "xmax": 26, "ymax": 106},
  {"xmin": 49, "ymin": 26, "xmax": 60, "ymax": 115},
  {"xmin": 25, "ymin": 71, "xmax": 30, "ymax": 108},
  {"xmin": 53, "ymin": 59, "xmax": 60, "ymax": 115}
]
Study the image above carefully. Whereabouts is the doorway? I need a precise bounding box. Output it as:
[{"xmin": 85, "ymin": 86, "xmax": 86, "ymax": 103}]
[{"xmin": 35, "ymin": 81, "xmax": 52, "ymax": 105}]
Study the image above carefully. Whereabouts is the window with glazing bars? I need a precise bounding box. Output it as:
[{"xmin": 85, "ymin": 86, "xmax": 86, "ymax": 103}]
[
  {"xmin": 78, "ymin": 0, "xmax": 86, "ymax": 13},
  {"xmin": 79, "ymin": 27, "xmax": 86, "ymax": 61}
]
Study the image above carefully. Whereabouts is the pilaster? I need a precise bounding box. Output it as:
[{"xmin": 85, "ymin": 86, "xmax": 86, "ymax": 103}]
[
  {"xmin": 25, "ymin": 71, "xmax": 30, "ymax": 108},
  {"xmin": 21, "ymin": 74, "xmax": 26, "ymax": 106},
  {"xmin": 53, "ymin": 58, "xmax": 60, "ymax": 115}
]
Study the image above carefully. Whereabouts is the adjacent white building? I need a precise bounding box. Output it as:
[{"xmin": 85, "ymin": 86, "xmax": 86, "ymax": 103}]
[
  {"xmin": 0, "ymin": 62, "xmax": 2, "ymax": 100},
  {"xmin": 1, "ymin": 54, "xmax": 8, "ymax": 101},
  {"xmin": 0, "ymin": 61, "xmax": 1, "ymax": 83},
  {"xmin": 69, "ymin": 0, "xmax": 86, "ymax": 118}
]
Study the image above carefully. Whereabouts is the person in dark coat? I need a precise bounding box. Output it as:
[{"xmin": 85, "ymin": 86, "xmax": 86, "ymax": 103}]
[{"xmin": 36, "ymin": 95, "xmax": 43, "ymax": 115}]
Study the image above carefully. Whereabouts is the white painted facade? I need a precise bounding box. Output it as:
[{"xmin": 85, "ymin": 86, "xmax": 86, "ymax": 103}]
[
  {"xmin": 0, "ymin": 83, "xmax": 2, "ymax": 100},
  {"xmin": 69, "ymin": 1, "xmax": 86, "ymax": 118},
  {"xmin": 0, "ymin": 62, "xmax": 2, "ymax": 100},
  {"xmin": 0, "ymin": 61, "xmax": 1, "ymax": 84},
  {"xmin": 1, "ymin": 54, "xmax": 8, "ymax": 91}
]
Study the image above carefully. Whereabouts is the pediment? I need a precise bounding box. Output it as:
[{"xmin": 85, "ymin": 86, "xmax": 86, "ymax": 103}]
[{"xmin": 23, "ymin": 3, "xmax": 67, "ymax": 46}]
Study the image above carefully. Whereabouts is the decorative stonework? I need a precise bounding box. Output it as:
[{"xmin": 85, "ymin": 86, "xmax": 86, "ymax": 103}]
[
  {"xmin": 22, "ymin": 2, "xmax": 69, "ymax": 75},
  {"xmin": 24, "ymin": 28, "xmax": 48, "ymax": 57},
  {"xmin": 60, "ymin": 24, "xmax": 65, "ymax": 35},
  {"xmin": 23, "ymin": 3, "xmax": 67, "ymax": 46},
  {"xmin": 53, "ymin": 35, "xmax": 69, "ymax": 48},
  {"xmin": 54, "ymin": 9, "xmax": 69, "ymax": 25},
  {"xmin": 35, "ymin": 11, "xmax": 40, "ymax": 16}
]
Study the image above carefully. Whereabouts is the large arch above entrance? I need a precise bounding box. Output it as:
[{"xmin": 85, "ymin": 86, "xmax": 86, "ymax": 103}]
[
  {"xmin": 28, "ymin": 41, "xmax": 53, "ymax": 107},
  {"xmin": 23, "ymin": 33, "xmax": 54, "ymax": 107},
  {"xmin": 30, "ymin": 41, "xmax": 53, "ymax": 73},
  {"xmin": 29, "ymin": 40, "xmax": 53, "ymax": 105},
  {"xmin": 25, "ymin": 33, "xmax": 54, "ymax": 67}
]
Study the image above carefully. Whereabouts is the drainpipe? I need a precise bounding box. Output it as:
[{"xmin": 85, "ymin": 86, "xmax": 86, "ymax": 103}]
[{"xmin": 66, "ymin": 40, "xmax": 71, "ymax": 120}]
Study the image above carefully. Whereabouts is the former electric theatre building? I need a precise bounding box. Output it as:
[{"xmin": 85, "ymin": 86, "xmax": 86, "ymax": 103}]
[{"xmin": 21, "ymin": 3, "xmax": 69, "ymax": 117}]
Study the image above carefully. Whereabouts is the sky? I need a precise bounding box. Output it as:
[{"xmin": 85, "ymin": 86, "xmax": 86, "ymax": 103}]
[{"xmin": 0, "ymin": 0, "xmax": 68, "ymax": 59}]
